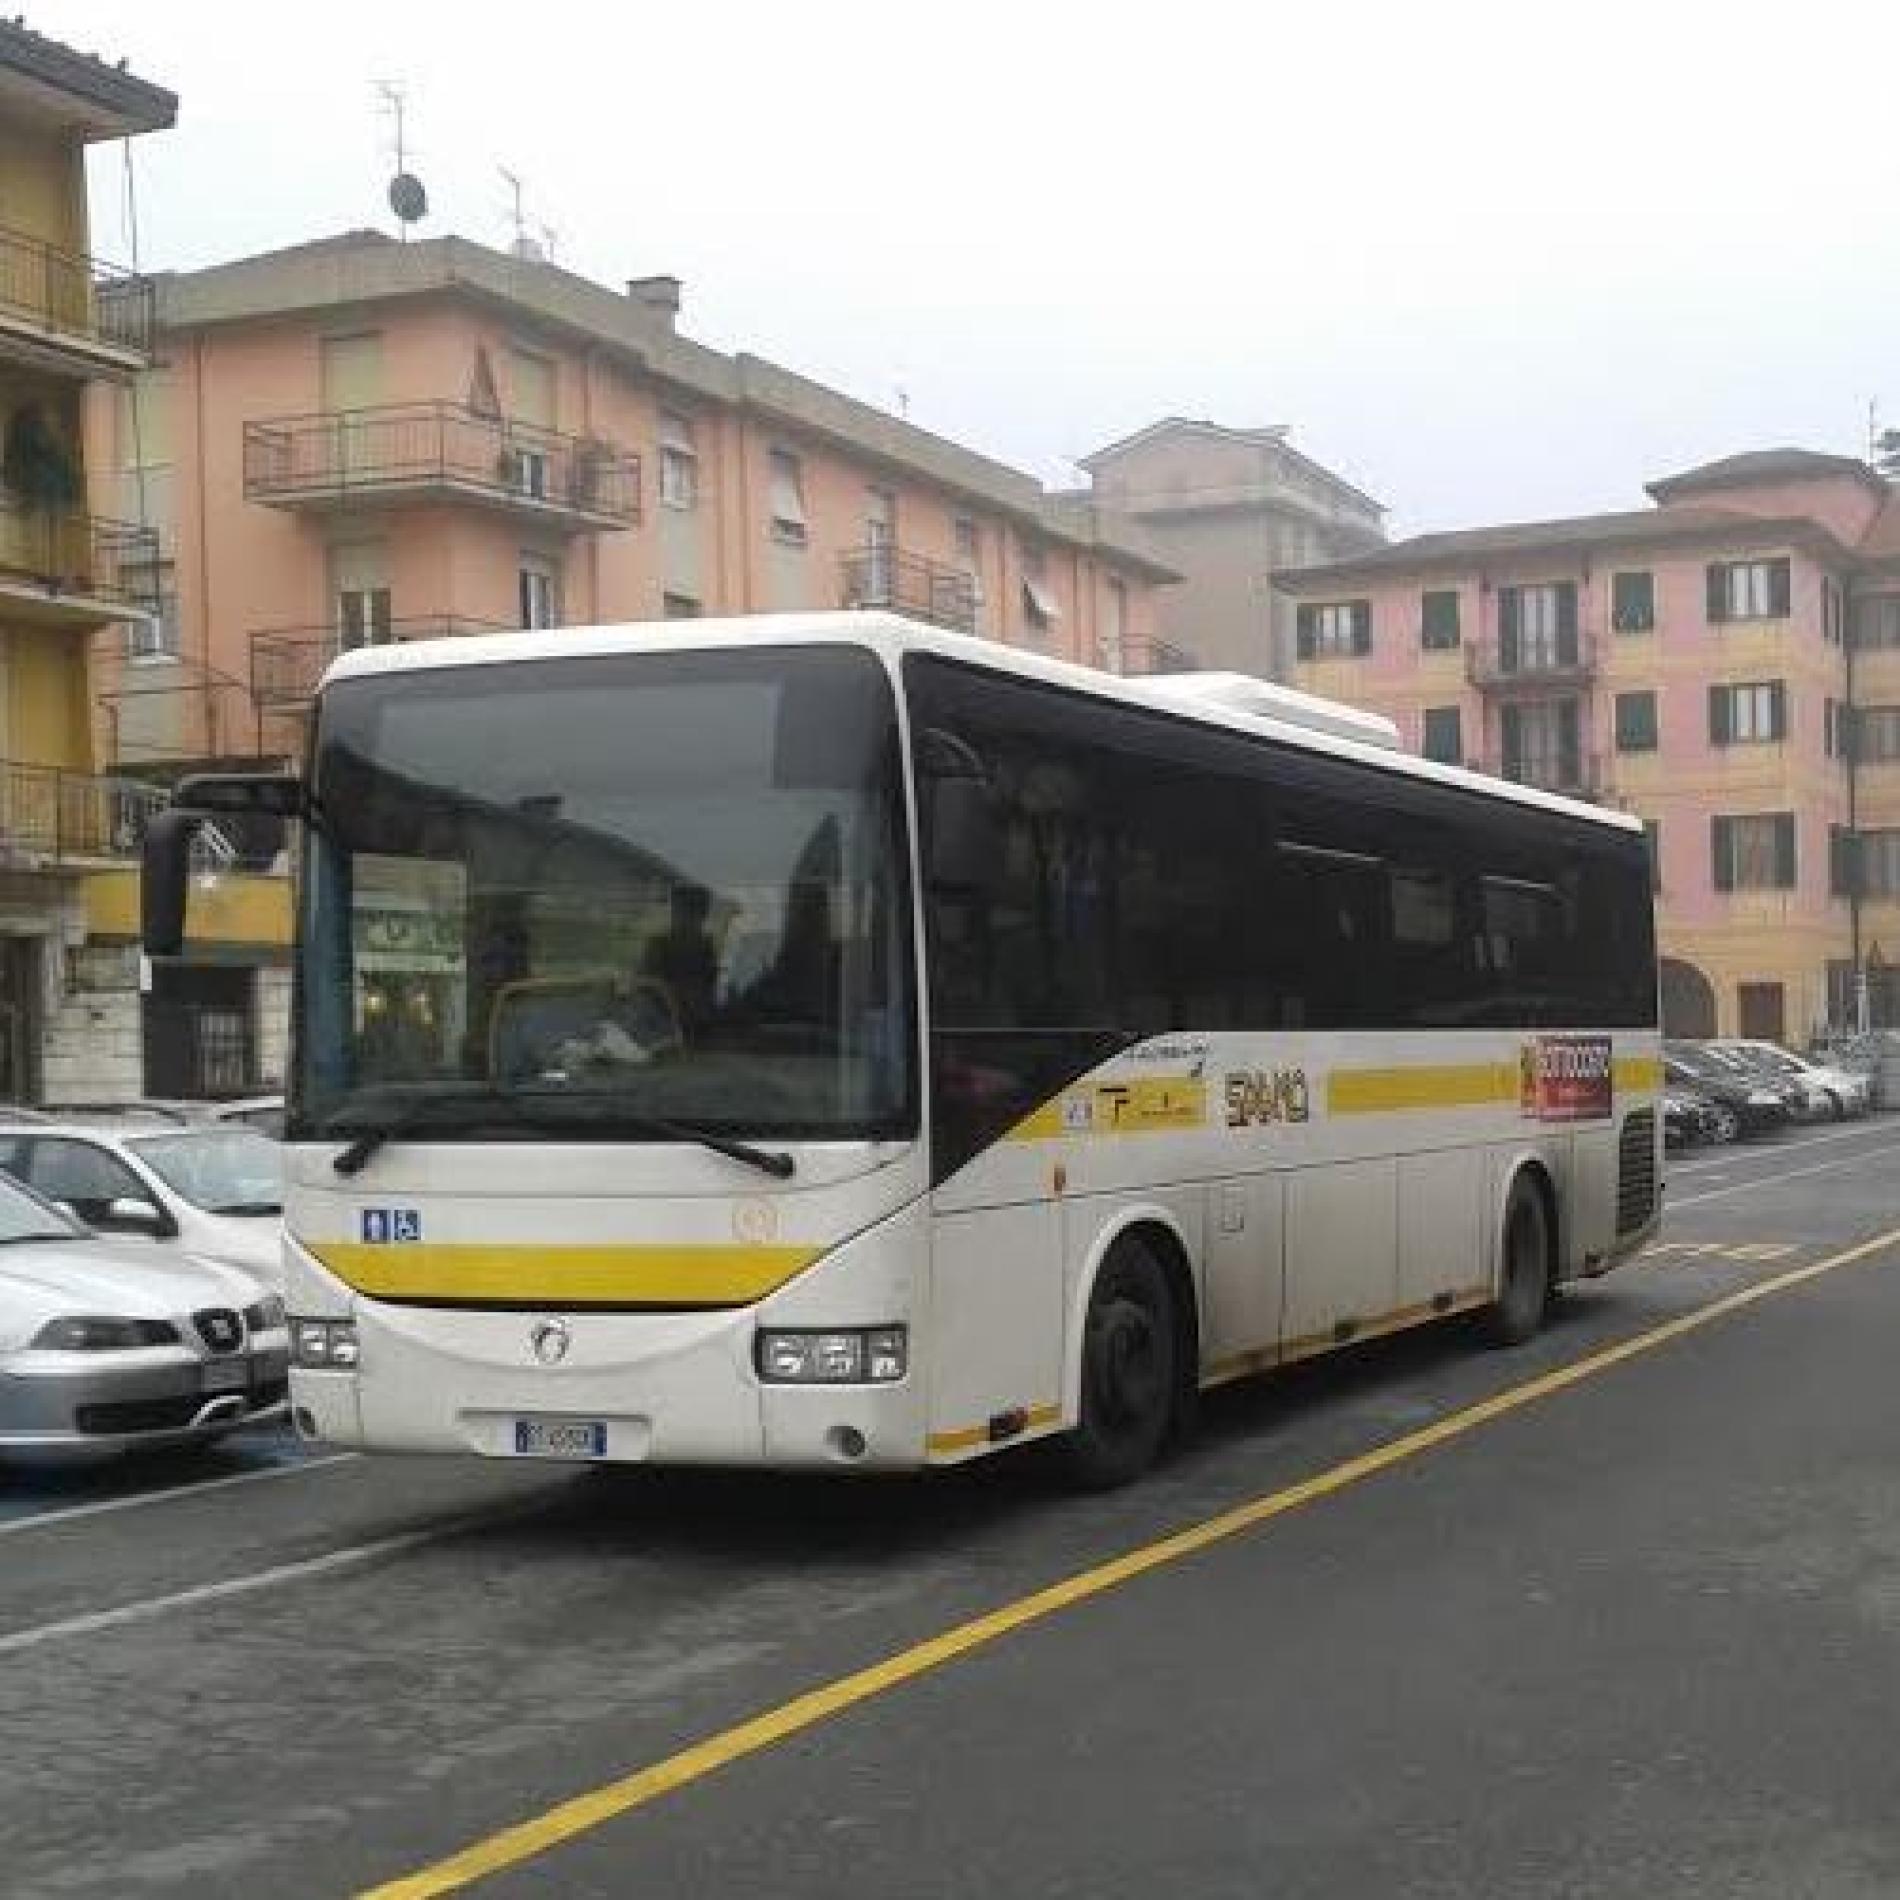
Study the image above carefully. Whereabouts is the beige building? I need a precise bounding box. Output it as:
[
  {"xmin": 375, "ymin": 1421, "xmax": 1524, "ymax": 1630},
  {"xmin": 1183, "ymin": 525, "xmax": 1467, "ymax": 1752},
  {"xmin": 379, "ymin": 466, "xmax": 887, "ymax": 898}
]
[
  {"xmin": 1079, "ymin": 418, "xmax": 1384, "ymax": 678},
  {"xmin": 95, "ymin": 231, "xmax": 1177, "ymax": 765}
]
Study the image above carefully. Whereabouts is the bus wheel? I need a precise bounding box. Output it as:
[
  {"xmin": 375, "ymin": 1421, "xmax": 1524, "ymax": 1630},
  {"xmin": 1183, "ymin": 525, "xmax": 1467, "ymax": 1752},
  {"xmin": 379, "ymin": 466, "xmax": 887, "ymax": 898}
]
[
  {"xmin": 1061, "ymin": 1239, "xmax": 1178, "ymax": 1490},
  {"xmin": 1483, "ymin": 1175, "xmax": 1552, "ymax": 1348}
]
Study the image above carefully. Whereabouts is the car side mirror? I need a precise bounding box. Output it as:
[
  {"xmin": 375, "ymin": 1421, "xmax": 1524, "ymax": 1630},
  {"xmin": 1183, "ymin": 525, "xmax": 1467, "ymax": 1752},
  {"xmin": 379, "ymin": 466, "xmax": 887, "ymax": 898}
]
[
  {"xmin": 926, "ymin": 775, "xmax": 1002, "ymax": 893},
  {"xmin": 101, "ymin": 1196, "xmax": 171, "ymax": 1236}
]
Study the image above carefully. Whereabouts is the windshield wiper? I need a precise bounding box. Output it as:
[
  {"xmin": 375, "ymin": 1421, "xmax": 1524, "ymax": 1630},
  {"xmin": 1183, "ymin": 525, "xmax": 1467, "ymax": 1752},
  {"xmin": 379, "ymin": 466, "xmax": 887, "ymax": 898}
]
[{"xmin": 329, "ymin": 1087, "xmax": 795, "ymax": 1180}]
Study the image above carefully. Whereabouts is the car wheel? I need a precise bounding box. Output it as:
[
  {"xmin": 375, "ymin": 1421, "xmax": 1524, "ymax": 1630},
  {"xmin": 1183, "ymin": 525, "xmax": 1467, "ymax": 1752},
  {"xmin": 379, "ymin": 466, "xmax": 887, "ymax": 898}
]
[
  {"xmin": 1060, "ymin": 1238, "xmax": 1178, "ymax": 1491},
  {"xmin": 1483, "ymin": 1174, "xmax": 1553, "ymax": 1348},
  {"xmin": 1709, "ymin": 1103, "xmax": 1741, "ymax": 1143},
  {"xmin": 1824, "ymin": 1089, "xmax": 1846, "ymax": 1121}
]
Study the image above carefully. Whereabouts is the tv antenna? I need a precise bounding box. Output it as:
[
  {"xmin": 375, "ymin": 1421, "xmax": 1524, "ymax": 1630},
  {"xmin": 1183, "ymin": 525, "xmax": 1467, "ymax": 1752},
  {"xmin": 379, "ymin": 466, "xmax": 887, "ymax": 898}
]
[
  {"xmin": 379, "ymin": 82, "xmax": 428, "ymax": 236},
  {"xmin": 499, "ymin": 166, "xmax": 544, "ymax": 259}
]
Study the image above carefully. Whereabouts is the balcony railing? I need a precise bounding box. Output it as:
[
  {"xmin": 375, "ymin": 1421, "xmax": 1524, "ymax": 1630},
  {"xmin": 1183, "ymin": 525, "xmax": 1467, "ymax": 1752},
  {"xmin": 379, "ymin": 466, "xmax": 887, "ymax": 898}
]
[
  {"xmin": 1120, "ymin": 638, "xmax": 1200, "ymax": 676},
  {"xmin": 1487, "ymin": 751, "xmax": 1603, "ymax": 800},
  {"xmin": 1466, "ymin": 634, "xmax": 1597, "ymax": 690},
  {"xmin": 0, "ymin": 504, "xmax": 160, "ymax": 615},
  {"xmin": 0, "ymin": 223, "xmax": 156, "ymax": 364},
  {"xmin": 250, "ymin": 616, "xmax": 517, "ymax": 712},
  {"xmin": 839, "ymin": 546, "xmax": 976, "ymax": 634},
  {"xmin": 0, "ymin": 761, "xmax": 168, "ymax": 864},
  {"xmin": 243, "ymin": 403, "xmax": 641, "ymax": 530}
]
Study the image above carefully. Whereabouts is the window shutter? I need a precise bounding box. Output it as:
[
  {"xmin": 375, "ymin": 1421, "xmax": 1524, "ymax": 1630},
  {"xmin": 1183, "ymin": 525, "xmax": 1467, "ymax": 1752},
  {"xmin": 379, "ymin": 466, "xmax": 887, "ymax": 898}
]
[
  {"xmin": 1706, "ymin": 564, "xmax": 1728, "ymax": 624},
  {"xmin": 1769, "ymin": 681, "xmax": 1788, "ymax": 741},
  {"xmin": 1499, "ymin": 588, "xmax": 1520, "ymax": 672},
  {"xmin": 1768, "ymin": 559, "xmax": 1792, "ymax": 618},
  {"xmin": 1712, "ymin": 817, "xmax": 1734, "ymax": 891},
  {"xmin": 1556, "ymin": 582, "xmax": 1579, "ymax": 665},
  {"xmin": 1708, "ymin": 685, "xmax": 1731, "ymax": 745},
  {"xmin": 1501, "ymin": 702, "xmax": 1523, "ymax": 775},
  {"xmin": 1774, "ymin": 814, "xmax": 1797, "ymax": 888},
  {"xmin": 1351, "ymin": 601, "xmax": 1372, "ymax": 655},
  {"xmin": 1296, "ymin": 604, "xmax": 1316, "ymax": 661},
  {"xmin": 1831, "ymin": 826, "xmax": 1861, "ymax": 898}
]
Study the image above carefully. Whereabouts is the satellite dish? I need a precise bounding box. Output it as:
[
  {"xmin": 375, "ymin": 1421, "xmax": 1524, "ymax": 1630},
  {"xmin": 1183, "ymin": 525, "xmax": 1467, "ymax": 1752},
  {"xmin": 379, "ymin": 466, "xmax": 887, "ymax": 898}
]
[{"xmin": 388, "ymin": 172, "xmax": 428, "ymax": 224}]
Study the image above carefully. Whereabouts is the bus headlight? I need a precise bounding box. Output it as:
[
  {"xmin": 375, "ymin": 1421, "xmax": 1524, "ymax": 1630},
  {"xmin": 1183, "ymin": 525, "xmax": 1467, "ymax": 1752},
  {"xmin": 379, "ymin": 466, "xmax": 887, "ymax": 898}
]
[
  {"xmin": 291, "ymin": 1318, "xmax": 359, "ymax": 1370},
  {"xmin": 756, "ymin": 1326, "xmax": 907, "ymax": 1385}
]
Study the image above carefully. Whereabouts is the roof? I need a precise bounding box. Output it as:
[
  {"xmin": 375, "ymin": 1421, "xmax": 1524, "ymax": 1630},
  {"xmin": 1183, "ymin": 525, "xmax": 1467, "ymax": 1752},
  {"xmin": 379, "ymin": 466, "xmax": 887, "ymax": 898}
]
[
  {"xmin": 1647, "ymin": 448, "xmax": 1885, "ymax": 503},
  {"xmin": 1079, "ymin": 415, "xmax": 1388, "ymax": 518},
  {"xmin": 154, "ymin": 234, "xmax": 1175, "ymax": 580},
  {"xmin": 0, "ymin": 17, "xmax": 176, "ymax": 138},
  {"xmin": 1274, "ymin": 505, "xmax": 1852, "ymax": 593},
  {"xmin": 319, "ymin": 610, "xmax": 1638, "ymax": 835},
  {"xmin": 1858, "ymin": 492, "xmax": 1900, "ymax": 567}
]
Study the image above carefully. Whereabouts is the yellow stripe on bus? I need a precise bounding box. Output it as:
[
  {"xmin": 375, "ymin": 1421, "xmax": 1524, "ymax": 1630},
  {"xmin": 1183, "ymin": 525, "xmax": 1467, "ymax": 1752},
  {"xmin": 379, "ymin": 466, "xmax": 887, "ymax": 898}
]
[
  {"xmin": 308, "ymin": 1242, "xmax": 822, "ymax": 1306},
  {"xmin": 1327, "ymin": 1062, "xmax": 1518, "ymax": 1115},
  {"xmin": 926, "ymin": 1402, "xmax": 1062, "ymax": 1456},
  {"xmin": 1614, "ymin": 1055, "xmax": 1662, "ymax": 1093},
  {"xmin": 1008, "ymin": 1074, "xmax": 1208, "ymax": 1143}
]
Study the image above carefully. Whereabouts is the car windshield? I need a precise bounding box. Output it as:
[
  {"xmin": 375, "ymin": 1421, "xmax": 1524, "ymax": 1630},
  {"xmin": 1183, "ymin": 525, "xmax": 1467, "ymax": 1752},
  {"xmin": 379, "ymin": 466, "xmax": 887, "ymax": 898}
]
[
  {"xmin": 126, "ymin": 1128, "xmax": 284, "ymax": 1215},
  {"xmin": 0, "ymin": 1171, "xmax": 82, "ymax": 1244},
  {"xmin": 294, "ymin": 645, "xmax": 914, "ymax": 1142}
]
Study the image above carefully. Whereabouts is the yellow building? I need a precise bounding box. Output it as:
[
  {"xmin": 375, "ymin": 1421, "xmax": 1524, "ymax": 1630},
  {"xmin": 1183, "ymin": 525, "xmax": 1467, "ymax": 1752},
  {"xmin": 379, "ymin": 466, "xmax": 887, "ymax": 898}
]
[{"xmin": 1, "ymin": 21, "xmax": 287, "ymax": 1103}]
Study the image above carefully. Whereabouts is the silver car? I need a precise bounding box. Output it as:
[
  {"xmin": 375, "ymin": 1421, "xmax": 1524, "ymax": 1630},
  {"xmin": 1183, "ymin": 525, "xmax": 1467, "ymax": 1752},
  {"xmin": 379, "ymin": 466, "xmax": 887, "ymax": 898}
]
[{"xmin": 0, "ymin": 1173, "xmax": 288, "ymax": 1459}]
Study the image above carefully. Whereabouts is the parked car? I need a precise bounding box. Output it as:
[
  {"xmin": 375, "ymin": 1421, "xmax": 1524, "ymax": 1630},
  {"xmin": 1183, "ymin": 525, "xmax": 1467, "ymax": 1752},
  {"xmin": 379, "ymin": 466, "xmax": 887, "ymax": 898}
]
[
  {"xmin": 1714, "ymin": 1039, "xmax": 1871, "ymax": 1120},
  {"xmin": 1663, "ymin": 1086, "xmax": 1723, "ymax": 1148},
  {"xmin": 0, "ymin": 1169, "xmax": 287, "ymax": 1459},
  {"xmin": 0, "ymin": 1119, "xmax": 283, "ymax": 1289},
  {"xmin": 1661, "ymin": 1048, "xmax": 1790, "ymax": 1141},
  {"xmin": 206, "ymin": 1096, "xmax": 286, "ymax": 1138}
]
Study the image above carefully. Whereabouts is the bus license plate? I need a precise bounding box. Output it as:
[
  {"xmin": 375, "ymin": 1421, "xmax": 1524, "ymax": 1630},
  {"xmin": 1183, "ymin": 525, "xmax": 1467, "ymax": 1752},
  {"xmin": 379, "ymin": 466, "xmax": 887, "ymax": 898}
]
[
  {"xmin": 202, "ymin": 1357, "xmax": 250, "ymax": 1394},
  {"xmin": 513, "ymin": 1418, "xmax": 608, "ymax": 1459}
]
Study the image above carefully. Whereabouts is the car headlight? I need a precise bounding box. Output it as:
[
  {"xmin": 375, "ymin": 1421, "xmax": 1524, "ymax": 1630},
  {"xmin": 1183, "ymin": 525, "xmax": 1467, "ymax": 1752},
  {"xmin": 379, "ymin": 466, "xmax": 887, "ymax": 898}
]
[
  {"xmin": 245, "ymin": 1296, "xmax": 286, "ymax": 1332},
  {"xmin": 290, "ymin": 1318, "xmax": 358, "ymax": 1369},
  {"xmin": 32, "ymin": 1315, "xmax": 179, "ymax": 1351},
  {"xmin": 756, "ymin": 1325, "xmax": 907, "ymax": 1385},
  {"xmin": 1748, "ymin": 1091, "xmax": 1780, "ymax": 1106}
]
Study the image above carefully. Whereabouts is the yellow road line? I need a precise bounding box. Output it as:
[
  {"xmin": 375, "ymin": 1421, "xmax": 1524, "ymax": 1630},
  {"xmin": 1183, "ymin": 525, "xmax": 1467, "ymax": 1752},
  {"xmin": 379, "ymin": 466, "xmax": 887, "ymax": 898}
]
[{"xmin": 358, "ymin": 1220, "xmax": 1900, "ymax": 1900}]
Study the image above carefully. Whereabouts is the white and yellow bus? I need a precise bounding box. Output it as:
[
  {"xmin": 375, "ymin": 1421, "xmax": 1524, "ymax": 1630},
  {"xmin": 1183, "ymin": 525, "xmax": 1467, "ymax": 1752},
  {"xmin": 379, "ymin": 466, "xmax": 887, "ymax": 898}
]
[{"xmin": 145, "ymin": 614, "xmax": 1660, "ymax": 1486}]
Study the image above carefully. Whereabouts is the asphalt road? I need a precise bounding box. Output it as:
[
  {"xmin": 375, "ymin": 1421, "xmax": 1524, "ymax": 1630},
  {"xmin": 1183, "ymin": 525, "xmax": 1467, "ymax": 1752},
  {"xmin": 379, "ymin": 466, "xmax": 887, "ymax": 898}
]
[{"xmin": 4, "ymin": 1116, "xmax": 1900, "ymax": 1899}]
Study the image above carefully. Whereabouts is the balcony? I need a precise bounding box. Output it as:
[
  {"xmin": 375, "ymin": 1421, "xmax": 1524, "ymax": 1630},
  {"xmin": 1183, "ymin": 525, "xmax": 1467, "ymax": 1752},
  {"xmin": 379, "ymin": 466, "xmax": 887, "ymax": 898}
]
[
  {"xmin": 0, "ymin": 224, "xmax": 155, "ymax": 376},
  {"xmin": 1485, "ymin": 751, "xmax": 1604, "ymax": 801},
  {"xmin": 1121, "ymin": 638, "xmax": 1200, "ymax": 676},
  {"xmin": 839, "ymin": 546, "xmax": 976, "ymax": 634},
  {"xmin": 0, "ymin": 760, "xmax": 167, "ymax": 868},
  {"xmin": 0, "ymin": 505, "xmax": 160, "ymax": 627},
  {"xmin": 249, "ymin": 616, "xmax": 516, "ymax": 713},
  {"xmin": 1466, "ymin": 633, "xmax": 1597, "ymax": 692},
  {"xmin": 243, "ymin": 403, "xmax": 641, "ymax": 533}
]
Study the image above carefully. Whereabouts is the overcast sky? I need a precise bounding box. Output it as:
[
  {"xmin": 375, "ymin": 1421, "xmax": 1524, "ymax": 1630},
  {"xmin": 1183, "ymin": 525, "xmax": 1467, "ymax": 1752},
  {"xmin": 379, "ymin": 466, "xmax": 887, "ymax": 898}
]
[{"xmin": 44, "ymin": 0, "xmax": 1900, "ymax": 533}]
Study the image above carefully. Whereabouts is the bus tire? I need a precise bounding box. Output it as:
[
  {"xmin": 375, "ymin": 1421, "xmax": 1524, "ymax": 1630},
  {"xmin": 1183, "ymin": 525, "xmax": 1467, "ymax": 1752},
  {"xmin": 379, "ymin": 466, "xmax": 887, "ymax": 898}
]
[
  {"xmin": 1483, "ymin": 1173, "xmax": 1552, "ymax": 1348},
  {"xmin": 1060, "ymin": 1238, "xmax": 1178, "ymax": 1490}
]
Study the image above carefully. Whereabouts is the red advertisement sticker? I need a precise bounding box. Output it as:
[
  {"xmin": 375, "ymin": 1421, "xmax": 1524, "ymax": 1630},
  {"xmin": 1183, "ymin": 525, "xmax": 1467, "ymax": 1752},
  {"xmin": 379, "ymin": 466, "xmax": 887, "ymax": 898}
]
[{"xmin": 1520, "ymin": 1034, "xmax": 1614, "ymax": 1122}]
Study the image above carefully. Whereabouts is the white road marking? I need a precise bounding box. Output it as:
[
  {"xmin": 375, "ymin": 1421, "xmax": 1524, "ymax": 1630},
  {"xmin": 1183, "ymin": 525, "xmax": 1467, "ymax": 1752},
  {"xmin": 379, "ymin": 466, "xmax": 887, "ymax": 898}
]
[
  {"xmin": 1669, "ymin": 1118, "xmax": 1895, "ymax": 1176},
  {"xmin": 1669, "ymin": 1134, "xmax": 1900, "ymax": 1209},
  {"xmin": 0, "ymin": 1452, "xmax": 358, "ymax": 1540},
  {"xmin": 0, "ymin": 1510, "xmax": 501, "ymax": 1657}
]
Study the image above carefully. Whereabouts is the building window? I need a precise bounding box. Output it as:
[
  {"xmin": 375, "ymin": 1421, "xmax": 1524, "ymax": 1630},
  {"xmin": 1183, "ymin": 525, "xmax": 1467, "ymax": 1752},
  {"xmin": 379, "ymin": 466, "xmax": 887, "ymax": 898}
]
[
  {"xmin": 1101, "ymin": 577, "xmax": 1128, "ymax": 673},
  {"xmin": 337, "ymin": 585, "xmax": 393, "ymax": 648},
  {"xmin": 518, "ymin": 556, "xmax": 561, "ymax": 630},
  {"xmin": 1830, "ymin": 825, "xmax": 1862, "ymax": 897},
  {"xmin": 503, "ymin": 443, "xmax": 552, "ymax": 500},
  {"xmin": 1498, "ymin": 582, "xmax": 1578, "ymax": 671},
  {"xmin": 662, "ymin": 592, "xmax": 701, "ymax": 620},
  {"xmin": 1420, "ymin": 705, "xmax": 1462, "ymax": 765},
  {"xmin": 1709, "ymin": 681, "xmax": 1787, "ymax": 745},
  {"xmin": 1824, "ymin": 577, "xmax": 1845, "ymax": 645},
  {"xmin": 1861, "ymin": 829, "xmax": 1900, "ymax": 897},
  {"xmin": 658, "ymin": 412, "xmax": 697, "ymax": 510},
  {"xmin": 1855, "ymin": 596, "xmax": 1900, "ymax": 650},
  {"xmin": 1643, "ymin": 819, "xmax": 1662, "ymax": 893},
  {"xmin": 1706, "ymin": 557, "xmax": 1791, "ymax": 623},
  {"xmin": 1855, "ymin": 706, "xmax": 1900, "ymax": 762},
  {"xmin": 1612, "ymin": 571, "xmax": 1655, "ymax": 633},
  {"xmin": 1420, "ymin": 589, "xmax": 1460, "ymax": 651},
  {"xmin": 954, "ymin": 515, "xmax": 980, "ymax": 565},
  {"xmin": 1711, "ymin": 812, "xmax": 1797, "ymax": 891},
  {"xmin": 1614, "ymin": 690, "xmax": 1658, "ymax": 753},
  {"xmin": 1295, "ymin": 600, "xmax": 1372, "ymax": 659},
  {"xmin": 767, "ymin": 448, "xmax": 808, "ymax": 545}
]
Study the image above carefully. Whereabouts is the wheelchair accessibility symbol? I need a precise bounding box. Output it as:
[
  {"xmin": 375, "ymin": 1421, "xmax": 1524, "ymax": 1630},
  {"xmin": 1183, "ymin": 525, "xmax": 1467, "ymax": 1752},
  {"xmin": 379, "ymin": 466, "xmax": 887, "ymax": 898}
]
[{"xmin": 361, "ymin": 1208, "xmax": 422, "ymax": 1244}]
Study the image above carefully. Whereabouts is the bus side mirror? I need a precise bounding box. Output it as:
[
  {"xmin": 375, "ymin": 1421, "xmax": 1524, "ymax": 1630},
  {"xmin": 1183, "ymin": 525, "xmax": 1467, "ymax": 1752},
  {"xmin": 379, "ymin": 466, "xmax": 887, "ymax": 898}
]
[
  {"xmin": 926, "ymin": 776, "xmax": 1001, "ymax": 892},
  {"xmin": 141, "ymin": 808, "xmax": 207, "ymax": 958}
]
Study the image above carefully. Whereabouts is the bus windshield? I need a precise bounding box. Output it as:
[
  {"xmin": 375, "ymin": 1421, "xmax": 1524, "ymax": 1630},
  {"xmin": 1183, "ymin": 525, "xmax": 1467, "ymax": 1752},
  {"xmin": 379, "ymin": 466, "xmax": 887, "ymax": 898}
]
[{"xmin": 293, "ymin": 644, "xmax": 915, "ymax": 1144}]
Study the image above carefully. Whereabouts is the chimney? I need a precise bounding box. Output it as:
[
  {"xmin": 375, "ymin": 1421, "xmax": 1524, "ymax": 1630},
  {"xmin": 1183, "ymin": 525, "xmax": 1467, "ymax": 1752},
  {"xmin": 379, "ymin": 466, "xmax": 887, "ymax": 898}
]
[{"xmin": 626, "ymin": 274, "xmax": 681, "ymax": 328}]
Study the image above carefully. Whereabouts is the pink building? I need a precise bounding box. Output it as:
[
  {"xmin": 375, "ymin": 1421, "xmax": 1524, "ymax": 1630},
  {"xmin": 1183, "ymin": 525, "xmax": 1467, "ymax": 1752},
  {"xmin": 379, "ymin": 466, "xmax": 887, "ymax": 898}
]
[
  {"xmin": 90, "ymin": 232, "xmax": 1174, "ymax": 768},
  {"xmin": 1277, "ymin": 449, "xmax": 1900, "ymax": 1041}
]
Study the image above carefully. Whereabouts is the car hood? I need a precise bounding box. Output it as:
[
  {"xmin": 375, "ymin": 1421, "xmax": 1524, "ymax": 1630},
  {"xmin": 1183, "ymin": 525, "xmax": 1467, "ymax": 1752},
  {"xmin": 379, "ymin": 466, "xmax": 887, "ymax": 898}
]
[
  {"xmin": 0, "ymin": 1240, "xmax": 265, "ymax": 1338},
  {"xmin": 185, "ymin": 1213, "xmax": 284, "ymax": 1283}
]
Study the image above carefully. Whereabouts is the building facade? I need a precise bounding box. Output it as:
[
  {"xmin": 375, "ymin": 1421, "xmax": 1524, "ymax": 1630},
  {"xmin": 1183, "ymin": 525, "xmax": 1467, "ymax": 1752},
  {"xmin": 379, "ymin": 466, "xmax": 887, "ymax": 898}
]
[
  {"xmin": 96, "ymin": 232, "xmax": 1176, "ymax": 768},
  {"xmin": 1277, "ymin": 449, "xmax": 1900, "ymax": 1042},
  {"xmin": 1079, "ymin": 418, "xmax": 1385, "ymax": 679}
]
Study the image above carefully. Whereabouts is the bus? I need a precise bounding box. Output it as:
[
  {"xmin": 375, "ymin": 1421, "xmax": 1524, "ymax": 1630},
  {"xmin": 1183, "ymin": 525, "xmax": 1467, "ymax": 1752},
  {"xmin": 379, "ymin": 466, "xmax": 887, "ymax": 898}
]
[{"xmin": 143, "ymin": 613, "xmax": 1660, "ymax": 1487}]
